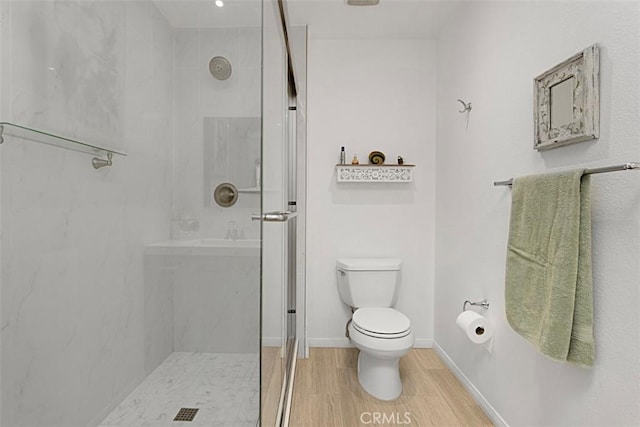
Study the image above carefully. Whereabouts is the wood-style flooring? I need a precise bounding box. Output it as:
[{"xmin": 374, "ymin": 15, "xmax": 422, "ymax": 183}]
[
  {"xmin": 289, "ymin": 348, "xmax": 493, "ymax": 427},
  {"xmin": 262, "ymin": 346, "xmax": 283, "ymax": 426}
]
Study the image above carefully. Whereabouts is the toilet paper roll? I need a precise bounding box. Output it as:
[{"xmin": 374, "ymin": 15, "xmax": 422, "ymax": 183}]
[{"xmin": 456, "ymin": 310, "xmax": 493, "ymax": 344}]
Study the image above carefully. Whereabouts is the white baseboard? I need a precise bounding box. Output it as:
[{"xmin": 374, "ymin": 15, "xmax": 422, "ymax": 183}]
[
  {"xmin": 308, "ymin": 338, "xmax": 433, "ymax": 349},
  {"xmin": 307, "ymin": 337, "xmax": 354, "ymax": 348},
  {"xmin": 414, "ymin": 338, "xmax": 433, "ymax": 348},
  {"xmin": 433, "ymin": 341, "xmax": 508, "ymax": 427},
  {"xmin": 262, "ymin": 337, "xmax": 282, "ymax": 347}
]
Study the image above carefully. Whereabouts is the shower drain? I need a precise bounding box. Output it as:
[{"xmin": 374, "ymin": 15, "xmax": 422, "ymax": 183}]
[{"xmin": 174, "ymin": 408, "xmax": 199, "ymax": 422}]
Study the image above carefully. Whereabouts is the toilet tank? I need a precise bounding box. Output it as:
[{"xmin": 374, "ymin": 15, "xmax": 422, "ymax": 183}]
[{"xmin": 336, "ymin": 258, "xmax": 401, "ymax": 308}]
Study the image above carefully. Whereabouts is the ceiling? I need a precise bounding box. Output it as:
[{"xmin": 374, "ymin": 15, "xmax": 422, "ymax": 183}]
[
  {"xmin": 286, "ymin": 0, "xmax": 464, "ymax": 39},
  {"xmin": 152, "ymin": 0, "xmax": 263, "ymax": 28},
  {"xmin": 153, "ymin": 0, "xmax": 464, "ymax": 39}
]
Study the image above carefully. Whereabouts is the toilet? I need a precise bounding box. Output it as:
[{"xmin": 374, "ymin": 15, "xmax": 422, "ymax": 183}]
[{"xmin": 337, "ymin": 258, "xmax": 414, "ymax": 401}]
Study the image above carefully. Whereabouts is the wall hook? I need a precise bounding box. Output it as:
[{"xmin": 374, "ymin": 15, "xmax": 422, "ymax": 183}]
[{"xmin": 457, "ymin": 99, "xmax": 472, "ymax": 113}]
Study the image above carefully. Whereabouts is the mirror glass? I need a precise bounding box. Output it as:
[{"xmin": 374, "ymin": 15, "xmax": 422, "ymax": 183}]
[{"xmin": 550, "ymin": 76, "xmax": 575, "ymax": 129}]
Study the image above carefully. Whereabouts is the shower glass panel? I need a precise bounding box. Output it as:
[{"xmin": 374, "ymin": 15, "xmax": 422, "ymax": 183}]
[
  {"xmin": 0, "ymin": 1, "xmax": 269, "ymax": 426},
  {"xmin": 260, "ymin": 0, "xmax": 288, "ymax": 424}
]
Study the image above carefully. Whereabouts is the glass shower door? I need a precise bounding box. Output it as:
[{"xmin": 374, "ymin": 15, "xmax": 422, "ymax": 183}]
[
  {"xmin": 0, "ymin": 1, "xmax": 265, "ymax": 426},
  {"xmin": 260, "ymin": 0, "xmax": 293, "ymax": 425}
]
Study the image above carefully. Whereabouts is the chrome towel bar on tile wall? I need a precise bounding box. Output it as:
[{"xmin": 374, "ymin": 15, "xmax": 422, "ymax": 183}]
[{"xmin": 493, "ymin": 162, "xmax": 639, "ymax": 187}]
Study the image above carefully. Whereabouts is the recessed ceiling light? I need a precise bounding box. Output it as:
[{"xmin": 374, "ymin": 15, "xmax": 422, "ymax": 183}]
[{"xmin": 215, "ymin": 0, "xmax": 224, "ymax": 7}]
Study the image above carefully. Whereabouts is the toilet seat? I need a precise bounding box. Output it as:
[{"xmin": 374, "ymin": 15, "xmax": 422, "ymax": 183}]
[{"xmin": 352, "ymin": 308, "xmax": 411, "ymax": 339}]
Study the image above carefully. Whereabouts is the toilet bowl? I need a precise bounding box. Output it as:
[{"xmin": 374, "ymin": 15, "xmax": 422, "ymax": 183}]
[
  {"xmin": 348, "ymin": 308, "xmax": 414, "ymax": 400},
  {"xmin": 336, "ymin": 259, "xmax": 414, "ymax": 401}
]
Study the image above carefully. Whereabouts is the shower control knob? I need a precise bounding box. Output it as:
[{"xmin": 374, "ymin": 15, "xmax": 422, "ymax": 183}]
[{"xmin": 213, "ymin": 183, "xmax": 238, "ymax": 207}]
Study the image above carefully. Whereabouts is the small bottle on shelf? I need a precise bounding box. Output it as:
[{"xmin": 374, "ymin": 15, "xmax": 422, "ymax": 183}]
[{"xmin": 351, "ymin": 155, "xmax": 359, "ymax": 165}]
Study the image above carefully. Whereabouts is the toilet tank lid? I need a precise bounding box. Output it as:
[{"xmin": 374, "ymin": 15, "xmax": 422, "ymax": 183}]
[{"xmin": 337, "ymin": 258, "xmax": 401, "ymax": 271}]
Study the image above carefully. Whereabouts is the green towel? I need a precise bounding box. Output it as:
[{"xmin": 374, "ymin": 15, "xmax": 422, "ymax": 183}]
[{"xmin": 505, "ymin": 170, "xmax": 594, "ymax": 367}]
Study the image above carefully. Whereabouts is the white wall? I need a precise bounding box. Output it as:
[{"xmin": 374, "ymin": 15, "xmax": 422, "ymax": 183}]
[
  {"xmin": 0, "ymin": 2, "xmax": 174, "ymax": 426},
  {"xmin": 306, "ymin": 36, "xmax": 436, "ymax": 347},
  {"xmin": 435, "ymin": 2, "xmax": 640, "ymax": 426}
]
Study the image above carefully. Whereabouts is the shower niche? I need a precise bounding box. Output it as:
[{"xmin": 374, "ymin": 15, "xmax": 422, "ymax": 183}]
[{"xmin": 203, "ymin": 117, "xmax": 261, "ymax": 207}]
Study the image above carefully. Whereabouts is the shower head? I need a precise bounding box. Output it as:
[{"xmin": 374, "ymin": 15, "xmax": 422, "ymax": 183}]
[
  {"xmin": 209, "ymin": 56, "xmax": 232, "ymax": 80},
  {"xmin": 346, "ymin": 0, "xmax": 380, "ymax": 5}
]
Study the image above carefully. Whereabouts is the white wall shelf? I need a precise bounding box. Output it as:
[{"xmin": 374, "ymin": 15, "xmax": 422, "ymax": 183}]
[{"xmin": 335, "ymin": 164, "xmax": 415, "ymax": 183}]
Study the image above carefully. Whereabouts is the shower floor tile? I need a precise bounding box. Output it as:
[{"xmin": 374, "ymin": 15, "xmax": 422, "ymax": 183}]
[{"xmin": 99, "ymin": 352, "xmax": 259, "ymax": 427}]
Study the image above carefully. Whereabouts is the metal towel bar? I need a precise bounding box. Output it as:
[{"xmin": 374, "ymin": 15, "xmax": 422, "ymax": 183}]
[{"xmin": 493, "ymin": 162, "xmax": 639, "ymax": 187}]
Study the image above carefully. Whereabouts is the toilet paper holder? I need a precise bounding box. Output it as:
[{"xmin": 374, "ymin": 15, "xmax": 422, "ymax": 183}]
[{"xmin": 462, "ymin": 299, "xmax": 490, "ymax": 312}]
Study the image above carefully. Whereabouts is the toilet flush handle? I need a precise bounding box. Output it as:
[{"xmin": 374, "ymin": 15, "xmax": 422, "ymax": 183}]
[{"xmin": 338, "ymin": 270, "xmax": 346, "ymax": 276}]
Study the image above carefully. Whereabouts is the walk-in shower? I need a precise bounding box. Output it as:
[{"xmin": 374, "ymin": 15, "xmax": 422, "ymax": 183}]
[{"xmin": 0, "ymin": 0, "xmax": 299, "ymax": 425}]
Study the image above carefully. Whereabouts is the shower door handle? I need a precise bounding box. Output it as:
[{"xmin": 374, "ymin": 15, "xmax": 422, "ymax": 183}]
[{"xmin": 252, "ymin": 210, "xmax": 298, "ymax": 222}]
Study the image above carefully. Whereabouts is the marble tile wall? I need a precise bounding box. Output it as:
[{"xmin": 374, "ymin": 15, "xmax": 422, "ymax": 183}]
[
  {"xmin": 143, "ymin": 255, "xmax": 174, "ymax": 376},
  {"xmin": 170, "ymin": 254, "xmax": 260, "ymax": 353},
  {"xmin": 172, "ymin": 27, "xmax": 262, "ymax": 242},
  {"xmin": 0, "ymin": 2, "xmax": 174, "ymax": 426},
  {"xmin": 202, "ymin": 117, "xmax": 261, "ymax": 208},
  {"xmin": 168, "ymin": 28, "xmax": 263, "ymax": 358}
]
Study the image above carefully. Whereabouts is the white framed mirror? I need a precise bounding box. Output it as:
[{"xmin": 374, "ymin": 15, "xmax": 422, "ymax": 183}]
[{"xmin": 533, "ymin": 44, "xmax": 599, "ymax": 151}]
